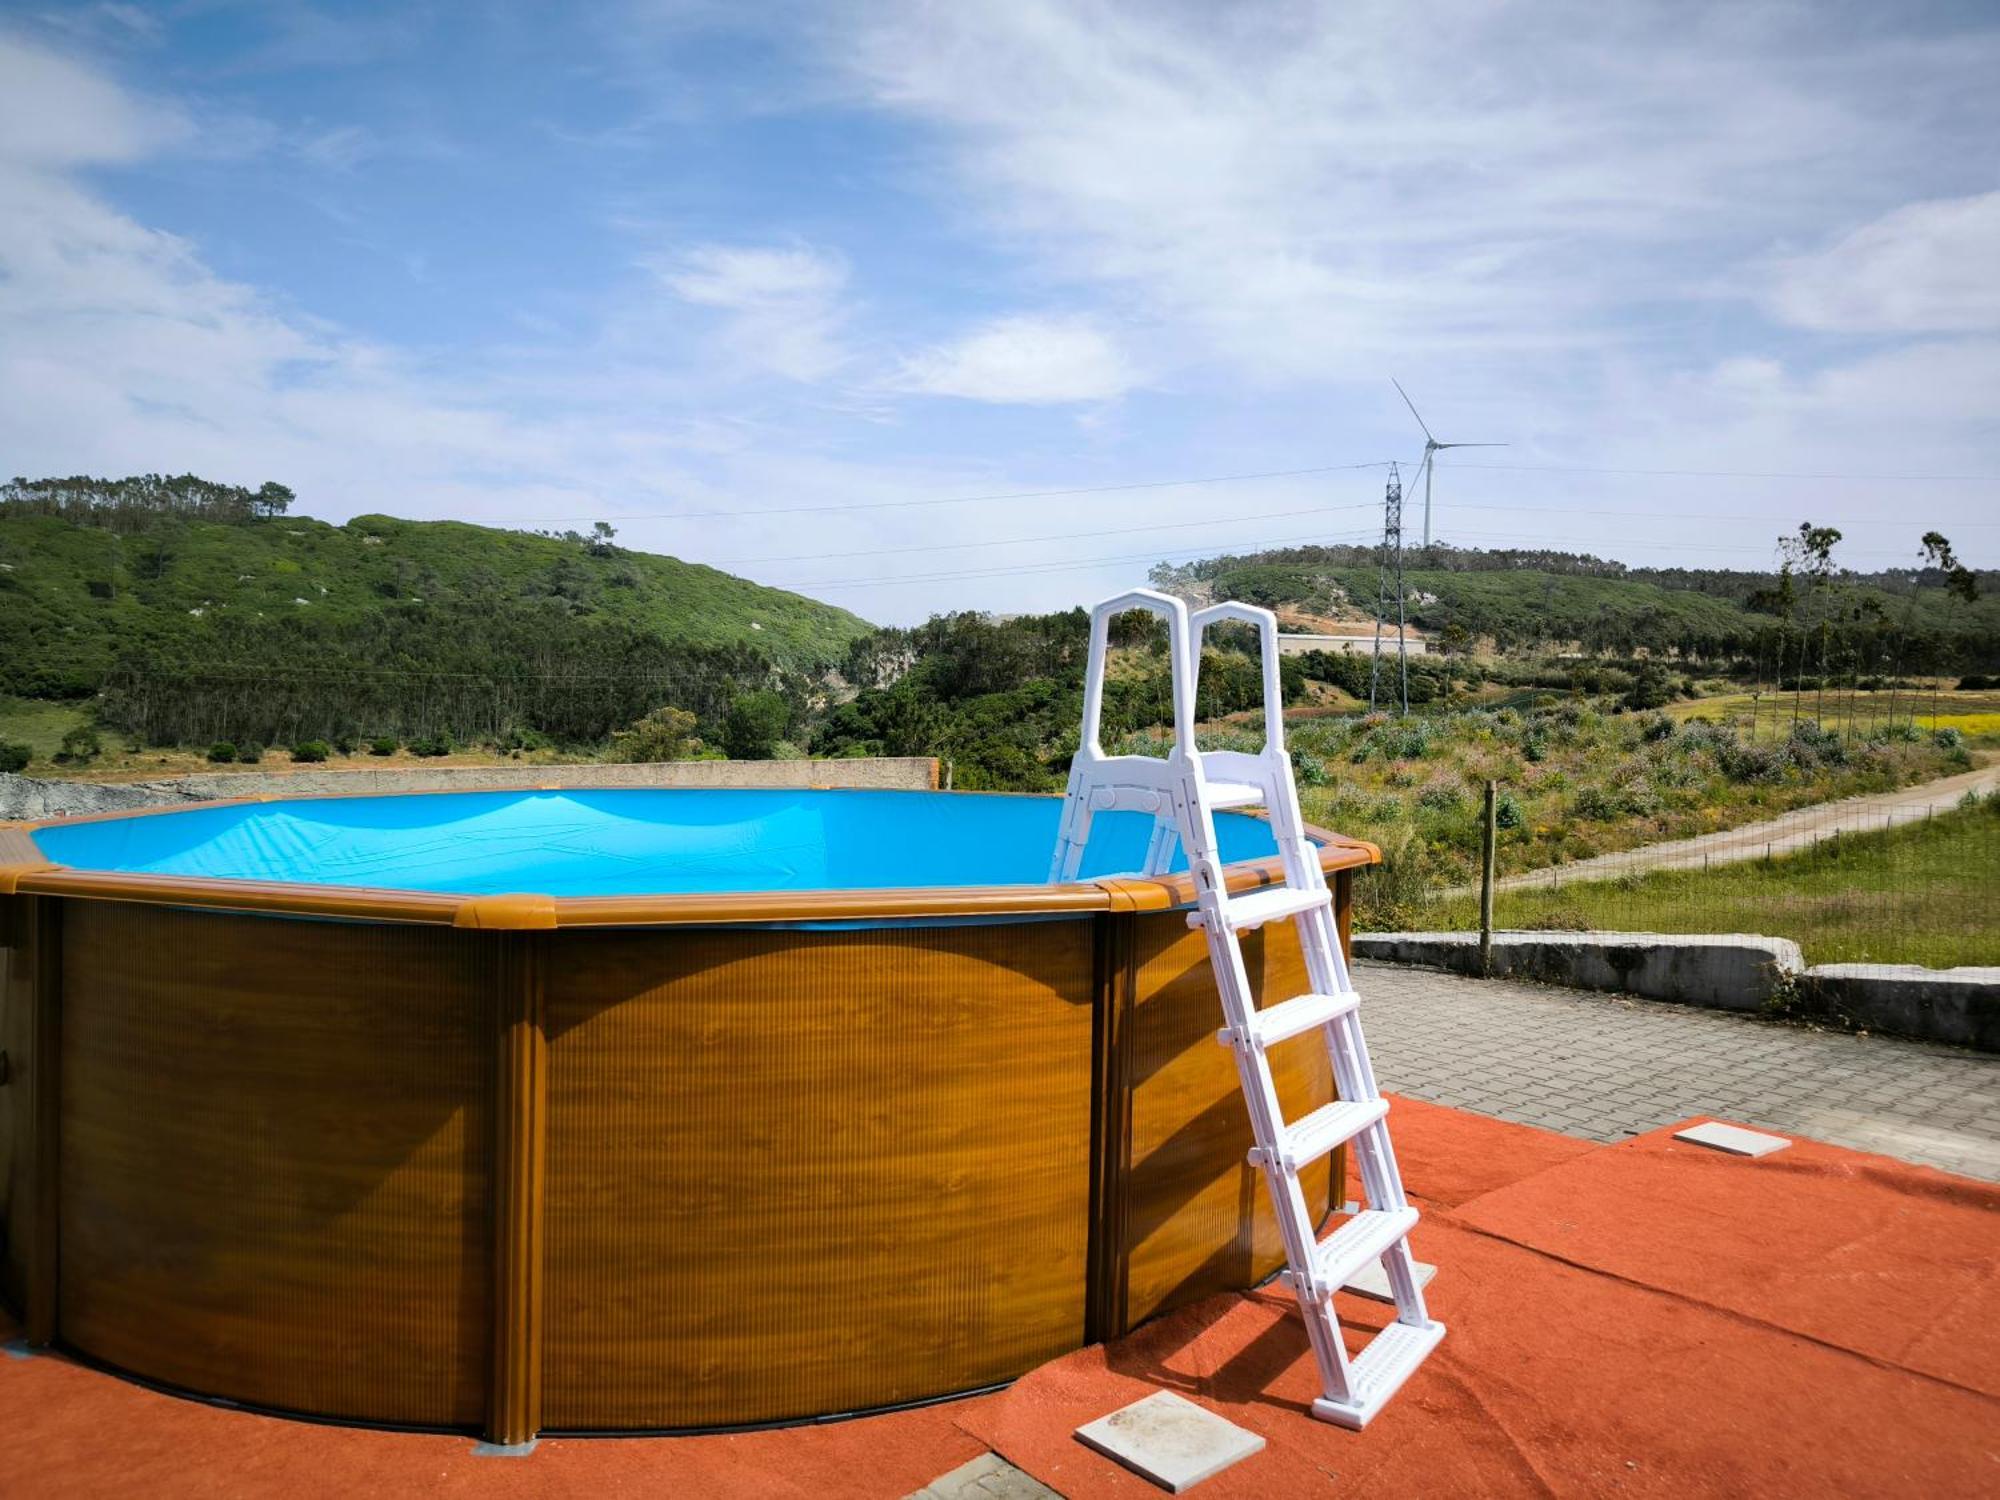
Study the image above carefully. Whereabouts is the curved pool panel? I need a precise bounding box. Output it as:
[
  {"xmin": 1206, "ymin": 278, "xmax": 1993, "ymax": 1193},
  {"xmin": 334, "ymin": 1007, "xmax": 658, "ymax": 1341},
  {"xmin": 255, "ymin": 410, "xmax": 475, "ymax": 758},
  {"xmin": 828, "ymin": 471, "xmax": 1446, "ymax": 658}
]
[{"xmin": 0, "ymin": 789, "xmax": 1377, "ymax": 1441}]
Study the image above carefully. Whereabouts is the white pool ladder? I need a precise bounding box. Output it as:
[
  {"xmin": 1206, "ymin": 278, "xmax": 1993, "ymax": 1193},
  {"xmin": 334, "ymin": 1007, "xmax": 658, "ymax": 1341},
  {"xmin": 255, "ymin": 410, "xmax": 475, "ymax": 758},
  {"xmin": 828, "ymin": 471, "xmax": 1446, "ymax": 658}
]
[{"xmin": 1052, "ymin": 588, "xmax": 1444, "ymax": 1429}]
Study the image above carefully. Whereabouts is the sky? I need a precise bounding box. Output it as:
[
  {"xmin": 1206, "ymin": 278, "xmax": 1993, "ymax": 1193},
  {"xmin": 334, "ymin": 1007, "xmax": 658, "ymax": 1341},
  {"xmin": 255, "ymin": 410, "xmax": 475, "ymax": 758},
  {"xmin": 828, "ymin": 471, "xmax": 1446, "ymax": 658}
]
[{"xmin": 1, "ymin": 0, "xmax": 1996, "ymax": 626}]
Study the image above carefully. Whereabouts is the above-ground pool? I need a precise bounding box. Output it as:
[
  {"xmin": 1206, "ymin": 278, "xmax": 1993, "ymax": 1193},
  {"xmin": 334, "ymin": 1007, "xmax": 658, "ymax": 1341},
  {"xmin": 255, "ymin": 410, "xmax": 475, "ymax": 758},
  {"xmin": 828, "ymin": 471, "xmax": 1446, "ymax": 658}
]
[{"xmin": 0, "ymin": 788, "xmax": 1378, "ymax": 1442}]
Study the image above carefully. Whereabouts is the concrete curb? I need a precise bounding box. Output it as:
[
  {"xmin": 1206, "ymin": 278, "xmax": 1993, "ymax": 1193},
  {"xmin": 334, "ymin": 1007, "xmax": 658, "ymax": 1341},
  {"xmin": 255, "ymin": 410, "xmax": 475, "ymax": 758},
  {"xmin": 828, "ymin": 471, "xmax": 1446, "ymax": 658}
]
[
  {"xmin": 1800, "ymin": 964, "xmax": 2000, "ymax": 1053},
  {"xmin": 1353, "ymin": 931, "xmax": 1803, "ymax": 1012},
  {"xmin": 1354, "ymin": 930, "xmax": 1999, "ymax": 1052}
]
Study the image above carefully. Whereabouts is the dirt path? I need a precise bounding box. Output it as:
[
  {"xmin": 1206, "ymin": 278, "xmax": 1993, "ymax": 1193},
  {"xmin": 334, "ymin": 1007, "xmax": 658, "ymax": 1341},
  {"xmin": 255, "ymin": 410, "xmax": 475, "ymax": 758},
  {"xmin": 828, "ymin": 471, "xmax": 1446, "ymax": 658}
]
[{"xmin": 1495, "ymin": 761, "xmax": 1999, "ymax": 892}]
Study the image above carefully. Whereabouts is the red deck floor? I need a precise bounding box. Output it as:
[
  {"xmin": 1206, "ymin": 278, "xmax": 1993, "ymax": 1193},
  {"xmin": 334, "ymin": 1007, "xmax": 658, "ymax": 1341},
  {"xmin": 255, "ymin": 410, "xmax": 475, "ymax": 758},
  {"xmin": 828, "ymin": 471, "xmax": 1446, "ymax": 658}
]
[{"xmin": 6, "ymin": 1098, "xmax": 1996, "ymax": 1498}]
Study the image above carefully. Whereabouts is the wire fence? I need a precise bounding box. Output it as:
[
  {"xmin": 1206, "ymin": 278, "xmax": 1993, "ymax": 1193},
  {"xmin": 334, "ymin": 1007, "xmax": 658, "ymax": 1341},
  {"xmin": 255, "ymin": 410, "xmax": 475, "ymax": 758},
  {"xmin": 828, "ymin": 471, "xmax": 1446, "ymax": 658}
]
[{"xmin": 1354, "ymin": 784, "xmax": 1999, "ymax": 971}]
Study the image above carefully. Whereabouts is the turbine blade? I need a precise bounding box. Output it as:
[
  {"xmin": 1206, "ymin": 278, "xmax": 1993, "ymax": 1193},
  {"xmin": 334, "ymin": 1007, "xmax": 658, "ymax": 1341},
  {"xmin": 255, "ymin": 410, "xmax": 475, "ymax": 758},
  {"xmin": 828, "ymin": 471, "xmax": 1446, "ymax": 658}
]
[
  {"xmin": 1391, "ymin": 378, "xmax": 1436, "ymax": 443},
  {"xmin": 1433, "ymin": 441, "xmax": 1507, "ymax": 450}
]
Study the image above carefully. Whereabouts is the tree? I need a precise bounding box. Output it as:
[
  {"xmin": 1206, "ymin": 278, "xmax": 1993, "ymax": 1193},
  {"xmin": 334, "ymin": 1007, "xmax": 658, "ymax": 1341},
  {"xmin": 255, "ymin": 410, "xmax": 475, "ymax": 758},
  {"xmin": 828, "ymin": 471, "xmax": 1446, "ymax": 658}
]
[
  {"xmin": 588, "ymin": 521, "xmax": 618, "ymax": 556},
  {"xmin": 252, "ymin": 482, "xmax": 295, "ymax": 518},
  {"xmin": 610, "ymin": 705, "xmax": 701, "ymax": 763},
  {"xmin": 1915, "ymin": 532, "xmax": 1979, "ymax": 728},
  {"xmin": 1776, "ymin": 522, "xmax": 1841, "ymax": 725},
  {"xmin": 57, "ymin": 725, "xmax": 102, "ymax": 762},
  {"xmin": 722, "ymin": 691, "xmax": 790, "ymax": 760}
]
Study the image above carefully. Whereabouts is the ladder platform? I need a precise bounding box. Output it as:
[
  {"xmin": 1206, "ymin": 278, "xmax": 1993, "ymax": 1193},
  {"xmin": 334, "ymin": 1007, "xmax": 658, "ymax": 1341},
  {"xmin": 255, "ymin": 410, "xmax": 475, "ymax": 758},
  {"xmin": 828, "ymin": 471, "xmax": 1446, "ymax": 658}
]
[
  {"xmin": 1203, "ymin": 779, "xmax": 1264, "ymax": 809},
  {"xmin": 1281, "ymin": 1205, "xmax": 1420, "ymax": 1299},
  {"xmin": 1195, "ymin": 884, "xmax": 1331, "ymax": 932},
  {"xmin": 1310, "ymin": 1318, "xmax": 1447, "ymax": 1430},
  {"xmin": 1255, "ymin": 1096, "xmax": 1390, "ymax": 1172},
  {"xmin": 1219, "ymin": 990, "xmax": 1358, "ymax": 1051}
]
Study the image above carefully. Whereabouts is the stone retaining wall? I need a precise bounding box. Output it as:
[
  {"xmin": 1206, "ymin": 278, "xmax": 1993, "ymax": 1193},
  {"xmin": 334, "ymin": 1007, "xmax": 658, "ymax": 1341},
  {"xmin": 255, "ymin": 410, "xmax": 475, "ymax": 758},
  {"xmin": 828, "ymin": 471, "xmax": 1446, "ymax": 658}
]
[{"xmin": 1, "ymin": 757, "xmax": 939, "ymax": 820}]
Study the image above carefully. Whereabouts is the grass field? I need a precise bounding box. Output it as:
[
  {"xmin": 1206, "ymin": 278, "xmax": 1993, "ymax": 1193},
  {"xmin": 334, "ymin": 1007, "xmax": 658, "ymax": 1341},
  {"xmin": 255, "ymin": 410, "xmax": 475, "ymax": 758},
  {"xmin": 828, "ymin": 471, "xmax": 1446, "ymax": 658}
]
[
  {"xmin": 1426, "ymin": 793, "xmax": 2000, "ymax": 968},
  {"xmin": 0, "ymin": 695, "xmax": 91, "ymax": 760},
  {"xmin": 1668, "ymin": 688, "xmax": 2000, "ymax": 744}
]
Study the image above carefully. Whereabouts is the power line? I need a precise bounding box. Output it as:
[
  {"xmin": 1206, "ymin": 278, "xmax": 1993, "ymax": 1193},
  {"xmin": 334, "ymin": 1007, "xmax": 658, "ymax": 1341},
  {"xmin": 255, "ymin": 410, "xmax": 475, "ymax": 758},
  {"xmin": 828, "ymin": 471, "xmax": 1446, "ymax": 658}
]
[
  {"xmin": 500, "ymin": 461, "xmax": 1395, "ymax": 525},
  {"xmin": 710, "ymin": 501, "xmax": 1379, "ymax": 566},
  {"xmin": 496, "ymin": 457, "xmax": 2000, "ymax": 530},
  {"xmin": 778, "ymin": 527, "xmax": 1382, "ymax": 590},
  {"xmin": 1442, "ymin": 461, "xmax": 2000, "ymax": 483}
]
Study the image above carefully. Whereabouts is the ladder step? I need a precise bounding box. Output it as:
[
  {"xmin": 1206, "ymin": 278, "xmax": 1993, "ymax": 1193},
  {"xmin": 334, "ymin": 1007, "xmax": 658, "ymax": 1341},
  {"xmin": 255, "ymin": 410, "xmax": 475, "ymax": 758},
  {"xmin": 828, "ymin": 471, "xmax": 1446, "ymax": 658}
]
[
  {"xmin": 1310, "ymin": 1318, "xmax": 1447, "ymax": 1430},
  {"xmin": 1203, "ymin": 779, "xmax": 1264, "ymax": 809},
  {"xmin": 1202, "ymin": 884, "xmax": 1331, "ymax": 932},
  {"xmin": 1283, "ymin": 1206, "xmax": 1419, "ymax": 1299},
  {"xmin": 1219, "ymin": 990, "xmax": 1359, "ymax": 1050},
  {"xmin": 1257, "ymin": 1097, "xmax": 1390, "ymax": 1173}
]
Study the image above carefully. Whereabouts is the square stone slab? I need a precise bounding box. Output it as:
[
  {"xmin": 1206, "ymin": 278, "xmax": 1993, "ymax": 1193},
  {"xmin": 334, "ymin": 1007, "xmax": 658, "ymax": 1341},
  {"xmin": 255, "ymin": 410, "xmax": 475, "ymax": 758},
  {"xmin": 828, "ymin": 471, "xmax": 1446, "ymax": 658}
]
[
  {"xmin": 1342, "ymin": 1256, "xmax": 1437, "ymax": 1303},
  {"xmin": 1675, "ymin": 1121, "xmax": 1791, "ymax": 1158},
  {"xmin": 1075, "ymin": 1390, "xmax": 1265, "ymax": 1492}
]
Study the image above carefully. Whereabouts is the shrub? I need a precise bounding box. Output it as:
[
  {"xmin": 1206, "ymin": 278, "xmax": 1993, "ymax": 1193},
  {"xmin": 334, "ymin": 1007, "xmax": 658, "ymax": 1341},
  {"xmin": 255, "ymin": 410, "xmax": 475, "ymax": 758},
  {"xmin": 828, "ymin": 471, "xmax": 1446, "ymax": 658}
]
[
  {"xmin": 1494, "ymin": 793, "xmax": 1524, "ymax": 830},
  {"xmin": 1957, "ymin": 675, "xmax": 1992, "ymax": 691},
  {"xmin": 57, "ymin": 725, "xmax": 102, "ymax": 762},
  {"xmin": 368, "ymin": 736, "xmax": 397, "ymax": 756},
  {"xmin": 1416, "ymin": 776, "xmax": 1462, "ymax": 812},
  {"xmin": 1572, "ymin": 785, "xmax": 1620, "ymax": 819},
  {"xmin": 611, "ymin": 705, "xmax": 701, "ymax": 763},
  {"xmin": 0, "ymin": 740, "xmax": 29, "ymax": 773},
  {"xmin": 1621, "ymin": 662, "xmax": 1674, "ymax": 711},
  {"xmin": 1781, "ymin": 721, "xmax": 1846, "ymax": 770},
  {"xmin": 1618, "ymin": 777, "xmax": 1661, "ymax": 816},
  {"xmin": 1639, "ymin": 714, "xmax": 1675, "ymax": 742},
  {"xmin": 207, "ymin": 741, "xmax": 237, "ymax": 763},
  {"xmin": 237, "ymin": 742, "xmax": 263, "ymax": 764},
  {"xmin": 291, "ymin": 740, "xmax": 331, "ymax": 764},
  {"xmin": 497, "ymin": 726, "xmax": 552, "ymax": 755},
  {"xmin": 1933, "ymin": 726, "xmax": 1965, "ymax": 750},
  {"xmin": 1718, "ymin": 741, "xmax": 1783, "ymax": 783},
  {"xmin": 408, "ymin": 734, "xmax": 452, "ymax": 758},
  {"xmin": 1290, "ymin": 748, "xmax": 1328, "ymax": 787}
]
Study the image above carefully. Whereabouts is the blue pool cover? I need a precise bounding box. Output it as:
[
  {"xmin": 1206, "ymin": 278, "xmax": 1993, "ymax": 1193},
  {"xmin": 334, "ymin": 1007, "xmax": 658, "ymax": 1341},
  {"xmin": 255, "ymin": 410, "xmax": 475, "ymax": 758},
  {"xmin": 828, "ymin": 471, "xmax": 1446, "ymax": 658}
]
[{"xmin": 30, "ymin": 789, "xmax": 1292, "ymax": 899}]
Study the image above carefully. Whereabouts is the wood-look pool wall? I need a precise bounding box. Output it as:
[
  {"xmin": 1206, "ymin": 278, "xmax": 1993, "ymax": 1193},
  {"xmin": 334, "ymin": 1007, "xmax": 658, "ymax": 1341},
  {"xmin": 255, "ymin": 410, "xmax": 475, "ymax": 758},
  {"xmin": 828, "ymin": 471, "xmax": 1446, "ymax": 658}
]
[{"xmin": 0, "ymin": 819, "xmax": 1370, "ymax": 1442}]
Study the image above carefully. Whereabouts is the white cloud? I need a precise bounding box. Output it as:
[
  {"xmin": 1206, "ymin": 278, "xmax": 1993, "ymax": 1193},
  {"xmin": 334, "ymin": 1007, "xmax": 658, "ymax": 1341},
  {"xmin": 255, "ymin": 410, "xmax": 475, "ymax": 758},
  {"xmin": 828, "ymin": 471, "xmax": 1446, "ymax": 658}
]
[
  {"xmin": 657, "ymin": 242, "xmax": 847, "ymax": 307},
  {"xmin": 897, "ymin": 314, "xmax": 1138, "ymax": 404},
  {"xmin": 0, "ymin": 31, "xmax": 186, "ymax": 166},
  {"xmin": 647, "ymin": 241, "xmax": 851, "ymax": 381},
  {"xmin": 830, "ymin": 2, "xmax": 2000, "ymax": 386},
  {"xmin": 1770, "ymin": 191, "xmax": 2000, "ymax": 334}
]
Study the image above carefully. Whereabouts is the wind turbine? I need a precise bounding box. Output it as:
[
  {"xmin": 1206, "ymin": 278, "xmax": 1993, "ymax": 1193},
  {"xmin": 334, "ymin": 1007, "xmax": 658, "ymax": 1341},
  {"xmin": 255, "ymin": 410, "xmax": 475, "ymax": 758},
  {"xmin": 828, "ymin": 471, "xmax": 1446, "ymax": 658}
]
[{"xmin": 1392, "ymin": 379, "xmax": 1506, "ymax": 548}]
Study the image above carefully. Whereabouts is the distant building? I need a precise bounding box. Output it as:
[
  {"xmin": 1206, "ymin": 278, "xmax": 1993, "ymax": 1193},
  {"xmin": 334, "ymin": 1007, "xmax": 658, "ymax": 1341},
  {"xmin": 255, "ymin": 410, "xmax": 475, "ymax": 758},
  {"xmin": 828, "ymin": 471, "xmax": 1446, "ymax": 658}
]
[{"xmin": 1276, "ymin": 626, "xmax": 1429, "ymax": 658}]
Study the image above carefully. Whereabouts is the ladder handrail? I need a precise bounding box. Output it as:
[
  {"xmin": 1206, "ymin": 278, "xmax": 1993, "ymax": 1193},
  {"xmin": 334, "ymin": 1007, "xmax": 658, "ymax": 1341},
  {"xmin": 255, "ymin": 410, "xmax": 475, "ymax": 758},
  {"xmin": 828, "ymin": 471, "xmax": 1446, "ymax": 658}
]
[
  {"xmin": 1189, "ymin": 601, "xmax": 1286, "ymax": 754},
  {"xmin": 1078, "ymin": 588, "xmax": 1196, "ymax": 760}
]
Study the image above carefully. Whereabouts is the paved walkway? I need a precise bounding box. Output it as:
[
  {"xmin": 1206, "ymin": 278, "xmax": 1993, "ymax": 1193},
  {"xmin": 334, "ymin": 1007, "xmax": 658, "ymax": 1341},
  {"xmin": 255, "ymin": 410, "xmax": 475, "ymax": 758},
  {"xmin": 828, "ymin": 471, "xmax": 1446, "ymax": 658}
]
[
  {"xmin": 1359, "ymin": 961, "xmax": 2000, "ymax": 1180},
  {"xmin": 1495, "ymin": 760, "xmax": 1998, "ymax": 890}
]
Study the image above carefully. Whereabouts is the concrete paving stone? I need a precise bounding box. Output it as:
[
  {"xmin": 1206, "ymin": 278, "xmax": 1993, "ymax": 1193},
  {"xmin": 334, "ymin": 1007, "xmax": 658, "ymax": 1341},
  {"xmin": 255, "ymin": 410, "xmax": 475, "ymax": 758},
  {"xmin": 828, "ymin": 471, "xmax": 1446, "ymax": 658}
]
[
  {"xmin": 1076, "ymin": 1391, "xmax": 1266, "ymax": 1493},
  {"xmin": 1676, "ymin": 1122, "xmax": 1793, "ymax": 1157},
  {"xmin": 908, "ymin": 1452, "xmax": 1063, "ymax": 1500},
  {"xmin": 1358, "ymin": 961, "xmax": 1997, "ymax": 1182}
]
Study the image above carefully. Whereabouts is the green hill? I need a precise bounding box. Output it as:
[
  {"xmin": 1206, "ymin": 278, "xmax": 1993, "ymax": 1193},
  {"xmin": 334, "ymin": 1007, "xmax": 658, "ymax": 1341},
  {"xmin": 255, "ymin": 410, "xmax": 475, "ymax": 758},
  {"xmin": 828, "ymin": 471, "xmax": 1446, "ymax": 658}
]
[
  {"xmin": 0, "ymin": 474, "xmax": 872, "ymax": 754},
  {"xmin": 1157, "ymin": 542, "xmax": 2000, "ymax": 661},
  {"xmin": 0, "ymin": 496, "xmax": 871, "ymax": 700}
]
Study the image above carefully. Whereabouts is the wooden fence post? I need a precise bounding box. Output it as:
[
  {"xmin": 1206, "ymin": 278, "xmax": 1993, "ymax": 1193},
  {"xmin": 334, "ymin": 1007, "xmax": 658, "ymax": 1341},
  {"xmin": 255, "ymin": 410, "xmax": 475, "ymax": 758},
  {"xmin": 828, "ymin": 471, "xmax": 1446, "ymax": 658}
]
[{"xmin": 1479, "ymin": 781, "xmax": 1497, "ymax": 979}]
